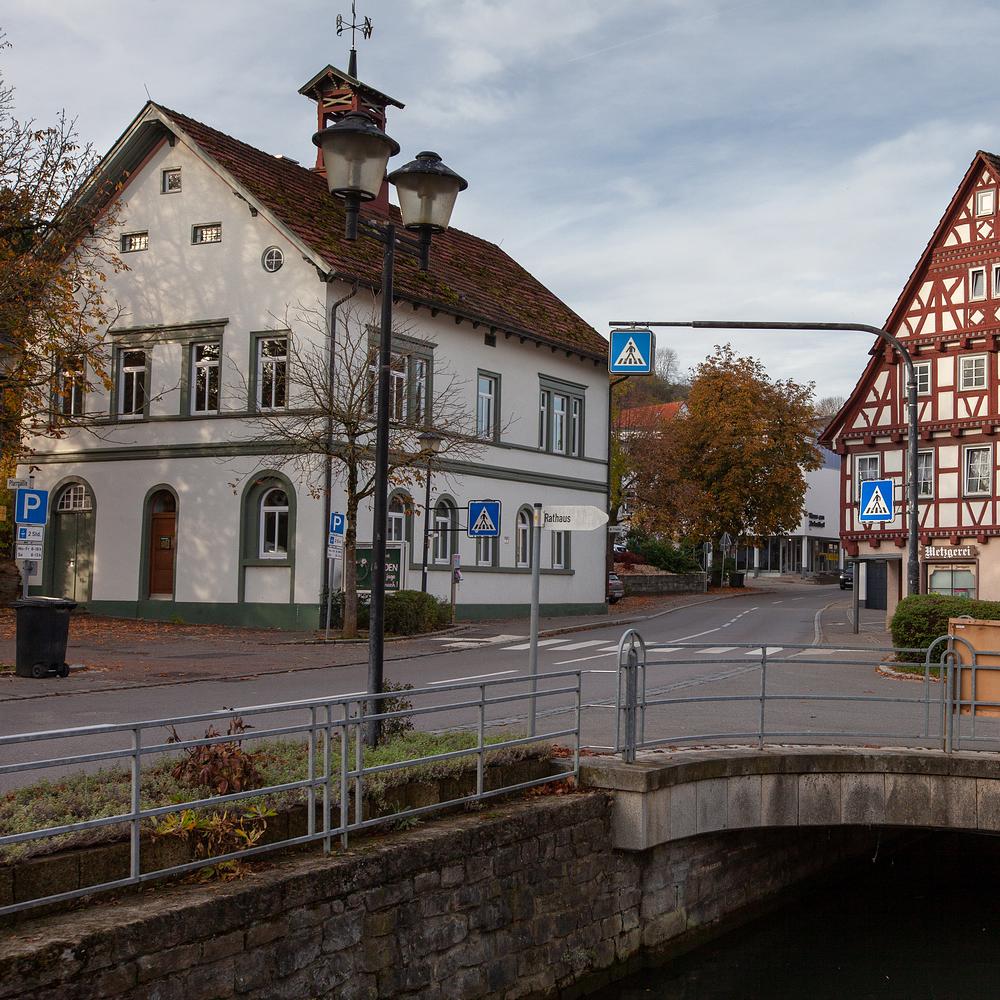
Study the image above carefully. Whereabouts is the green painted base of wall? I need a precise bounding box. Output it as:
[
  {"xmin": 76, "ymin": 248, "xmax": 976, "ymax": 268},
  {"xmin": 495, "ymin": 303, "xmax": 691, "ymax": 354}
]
[
  {"xmin": 454, "ymin": 602, "xmax": 609, "ymax": 622},
  {"xmin": 37, "ymin": 595, "xmax": 321, "ymax": 631},
  {"xmin": 31, "ymin": 592, "xmax": 607, "ymax": 630}
]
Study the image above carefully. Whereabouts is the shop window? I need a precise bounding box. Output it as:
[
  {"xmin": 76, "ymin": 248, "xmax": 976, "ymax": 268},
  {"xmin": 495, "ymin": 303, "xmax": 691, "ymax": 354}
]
[{"xmin": 928, "ymin": 566, "xmax": 976, "ymax": 598}]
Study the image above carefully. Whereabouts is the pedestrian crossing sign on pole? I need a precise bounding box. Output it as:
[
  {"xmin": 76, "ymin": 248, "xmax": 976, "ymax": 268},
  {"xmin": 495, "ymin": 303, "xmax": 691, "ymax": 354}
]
[
  {"xmin": 859, "ymin": 479, "xmax": 894, "ymax": 522},
  {"xmin": 609, "ymin": 329, "xmax": 655, "ymax": 375},
  {"xmin": 468, "ymin": 500, "xmax": 501, "ymax": 537}
]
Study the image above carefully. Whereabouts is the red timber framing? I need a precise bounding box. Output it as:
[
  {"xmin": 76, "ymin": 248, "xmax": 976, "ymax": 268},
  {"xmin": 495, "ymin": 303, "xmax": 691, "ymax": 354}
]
[{"xmin": 820, "ymin": 152, "xmax": 1000, "ymax": 565}]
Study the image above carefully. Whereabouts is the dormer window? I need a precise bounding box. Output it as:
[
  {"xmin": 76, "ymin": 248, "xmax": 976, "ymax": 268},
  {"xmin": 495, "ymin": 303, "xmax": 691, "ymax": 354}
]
[
  {"xmin": 970, "ymin": 267, "xmax": 986, "ymax": 301},
  {"xmin": 120, "ymin": 231, "xmax": 148, "ymax": 253},
  {"xmin": 977, "ymin": 189, "xmax": 996, "ymax": 216},
  {"xmin": 192, "ymin": 223, "xmax": 222, "ymax": 245},
  {"xmin": 161, "ymin": 168, "xmax": 181, "ymax": 194}
]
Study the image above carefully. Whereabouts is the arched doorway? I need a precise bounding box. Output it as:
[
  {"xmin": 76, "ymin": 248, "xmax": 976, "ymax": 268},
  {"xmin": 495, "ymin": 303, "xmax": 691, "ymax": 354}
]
[
  {"xmin": 50, "ymin": 482, "xmax": 95, "ymax": 602},
  {"xmin": 147, "ymin": 490, "xmax": 177, "ymax": 598}
]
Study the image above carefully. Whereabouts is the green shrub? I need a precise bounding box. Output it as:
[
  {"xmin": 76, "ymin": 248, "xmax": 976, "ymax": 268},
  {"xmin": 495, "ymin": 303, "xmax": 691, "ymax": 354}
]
[
  {"xmin": 383, "ymin": 589, "xmax": 451, "ymax": 635},
  {"xmin": 626, "ymin": 530, "xmax": 701, "ymax": 573},
  {"xmin": 890, "ymin": 594, "xmax": 1000, "ymax": 655}
]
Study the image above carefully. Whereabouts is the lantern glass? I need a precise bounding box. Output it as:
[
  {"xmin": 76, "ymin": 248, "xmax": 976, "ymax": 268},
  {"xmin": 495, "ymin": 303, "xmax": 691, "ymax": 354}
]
[
  {"xmin": 389, "ymin": 152, "xmax": 467, "ymax": 232},
  {"xmin": 313, "ymin": 113, "xmax": 399, "ymax": 201}
]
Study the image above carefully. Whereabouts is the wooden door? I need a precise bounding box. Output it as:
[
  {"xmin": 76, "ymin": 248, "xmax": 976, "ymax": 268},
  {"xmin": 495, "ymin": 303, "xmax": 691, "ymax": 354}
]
[{"xmin": 149, "ymin": 512, "xmax": 176, "ymax": 596}]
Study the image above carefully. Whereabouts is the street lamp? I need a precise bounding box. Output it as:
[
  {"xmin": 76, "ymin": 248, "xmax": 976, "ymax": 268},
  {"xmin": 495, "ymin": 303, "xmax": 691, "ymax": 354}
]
[
  {"xmin": 609, "ymin": 319, "xmax": 921, "ymax": 598},
  {"xmin": 417, "ymin": 429, "xmax": 444, "ymax": 593},
  {"xmin": 314, "ymin": 112, "xmax": 467, "ymax": 745}
]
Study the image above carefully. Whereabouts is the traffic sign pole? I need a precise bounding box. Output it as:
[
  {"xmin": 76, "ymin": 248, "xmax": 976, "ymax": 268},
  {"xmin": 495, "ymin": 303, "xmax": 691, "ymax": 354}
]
[{"xmin": 528, "ymin": 502, "xmax": 543, "ymax": 737}]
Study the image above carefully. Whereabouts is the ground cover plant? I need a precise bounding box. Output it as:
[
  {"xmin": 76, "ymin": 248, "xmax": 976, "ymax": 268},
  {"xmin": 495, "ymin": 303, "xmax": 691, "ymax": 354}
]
[{"xmin": 0, "ymin": 729, "xmax": 549, "ymax": 864}]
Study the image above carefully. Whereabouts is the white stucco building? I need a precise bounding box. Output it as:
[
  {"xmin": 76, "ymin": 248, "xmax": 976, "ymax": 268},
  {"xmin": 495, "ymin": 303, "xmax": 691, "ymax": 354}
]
[{"xmin": 20, "ymin": 63, "xmax": 610, "ymax": 628}]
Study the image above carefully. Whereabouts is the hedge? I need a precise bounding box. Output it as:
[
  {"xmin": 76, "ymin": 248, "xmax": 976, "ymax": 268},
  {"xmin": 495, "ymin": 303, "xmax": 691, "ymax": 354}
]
[
  {"xmin": 890, "ymin": 594, "xmax": 1000, "ymax": 655},
  {"xmin": 324, "ymin": 589, "xmax": 451, "ymax": 635},
  {"xmin": 625, "ymin": 530, "xmax": 702, "ymax": 574}
]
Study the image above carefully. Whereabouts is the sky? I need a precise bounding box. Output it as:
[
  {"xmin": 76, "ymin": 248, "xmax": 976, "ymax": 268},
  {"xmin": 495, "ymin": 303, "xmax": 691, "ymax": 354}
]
[{"xmin": 4, "ymin": 0, "xmax": 999, "ymax": 399}]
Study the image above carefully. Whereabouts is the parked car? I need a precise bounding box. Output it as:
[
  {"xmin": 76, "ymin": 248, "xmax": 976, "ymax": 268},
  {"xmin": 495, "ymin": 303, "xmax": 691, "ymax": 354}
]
[
  {"xmin": 839, "ymin": 566, "xmax": 854, "ymax": 590},
  {"xmin": 608, "ymin": 572, "xmax": 625, "ymax": 604},
  {"xmin": 613, "ymin": 542, "xmax": 627, "ymax": 555}
]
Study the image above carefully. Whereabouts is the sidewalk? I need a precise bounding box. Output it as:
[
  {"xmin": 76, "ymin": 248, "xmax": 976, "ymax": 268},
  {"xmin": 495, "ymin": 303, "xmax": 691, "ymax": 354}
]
[
  {"xmin": 0, "ymin": 587, "xmax": 753, "ymax": 686},
  {"xmin": 818, "ymin": 594, "xmax": 893, "ymax": 647}
]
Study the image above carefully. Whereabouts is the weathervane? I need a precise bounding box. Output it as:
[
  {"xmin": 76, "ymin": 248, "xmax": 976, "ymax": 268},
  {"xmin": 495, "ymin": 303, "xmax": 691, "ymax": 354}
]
[{"xmin": 337, "ymin": 1, "xmax": 373, "ymax": 50}]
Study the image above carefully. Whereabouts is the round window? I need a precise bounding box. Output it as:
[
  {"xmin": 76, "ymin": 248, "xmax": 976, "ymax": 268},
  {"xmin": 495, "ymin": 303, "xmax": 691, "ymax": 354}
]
[{"xmin": 261, "ymin": 246, "xmax": 284, "ymax": 273}]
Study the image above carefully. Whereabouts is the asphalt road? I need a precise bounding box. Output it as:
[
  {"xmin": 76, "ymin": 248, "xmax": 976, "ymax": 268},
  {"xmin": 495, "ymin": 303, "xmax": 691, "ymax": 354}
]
[{"xmin": 1, "ymin": 583, "xmax": 964, "ymax": 791}]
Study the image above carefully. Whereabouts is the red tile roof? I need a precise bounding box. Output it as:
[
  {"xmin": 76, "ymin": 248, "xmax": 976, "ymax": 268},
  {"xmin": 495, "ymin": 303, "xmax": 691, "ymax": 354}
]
[
  {"xmin": 156, "ymin": 105, "xmax": 607, "ymax": 360},
  {"xmin": 620, "ymin": 401, "xmax": 685, "ymax": 428}
]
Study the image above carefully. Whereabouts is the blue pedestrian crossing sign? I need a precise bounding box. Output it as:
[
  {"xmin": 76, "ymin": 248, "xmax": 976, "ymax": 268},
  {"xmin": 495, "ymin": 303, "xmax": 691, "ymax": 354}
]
[
  {"xmin": 609, "ymin": 328, "xmax": 655, "ymax": 374},
  {"xmin": 859, "ymin": 479, "xmax": 894, "ymax": 522},
  {"xmin": 14, "ymin": 488, "xmax": 49, "ymax": 526},
  {"xmin": 468, "ymin": 500, "xmax": 501, "ymax": 538}
]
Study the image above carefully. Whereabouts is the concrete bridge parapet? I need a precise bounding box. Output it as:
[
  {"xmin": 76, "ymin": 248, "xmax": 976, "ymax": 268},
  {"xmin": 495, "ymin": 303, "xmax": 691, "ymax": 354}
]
[{"xmin": 579, "ymin": 746, "xmax": 1000, "ymax": 851}]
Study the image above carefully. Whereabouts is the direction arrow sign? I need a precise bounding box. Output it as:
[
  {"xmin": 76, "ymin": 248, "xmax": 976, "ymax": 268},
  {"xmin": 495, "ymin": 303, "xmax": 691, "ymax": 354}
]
[
  {"xmin": 15, "ymin": 542, "xmax": 43, "ymax": 561},
  {"xmin": 541, "ymin": 505, "xmax": 609, "ymax": 531},
  {"xmin": 16, "ymin": 525, "xmax": 43, "ymax": 543}
]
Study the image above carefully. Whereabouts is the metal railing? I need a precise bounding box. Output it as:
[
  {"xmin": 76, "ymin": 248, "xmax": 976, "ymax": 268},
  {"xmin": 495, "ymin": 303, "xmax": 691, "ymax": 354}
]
[
  {"xmin": 611, "ymin": 629, "xmax": 998, "ymax": 762},
  {"xmin": 0, "ymin": 670, "xmax": 582, "ymax": 916}
]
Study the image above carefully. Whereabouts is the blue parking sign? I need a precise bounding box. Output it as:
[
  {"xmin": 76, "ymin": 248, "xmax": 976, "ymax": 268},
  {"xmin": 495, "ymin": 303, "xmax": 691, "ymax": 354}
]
[
  {"xmin": 330, "ymin": 512, "xmax": 346, "ymax": 536},
  {"xmin": 468, "ymin": 500, "xmax": 501, "ymax": 538},
  {"xmin": 14, "ymin": 489, "xmax": 49, "ymax": 526},
  {"xmin": 609, "ymin": 329, "xmax": 654, "ymax": 374}
]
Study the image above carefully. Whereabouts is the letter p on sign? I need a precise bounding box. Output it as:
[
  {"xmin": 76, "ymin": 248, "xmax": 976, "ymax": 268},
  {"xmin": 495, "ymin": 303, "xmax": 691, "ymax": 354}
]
[{"xmin": 15, "ymin": 489, "xmax": 49, "ymax": 526}]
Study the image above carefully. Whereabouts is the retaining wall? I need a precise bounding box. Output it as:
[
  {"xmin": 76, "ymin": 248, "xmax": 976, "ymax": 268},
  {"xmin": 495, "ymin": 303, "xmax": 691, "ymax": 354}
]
[
  {"xmin": 0, "ymin": 792, "xmax": 879, "ymax": 999},
  {"xmin": 619, "ymin": 573, "xmax": 707, "ymax": 596}
]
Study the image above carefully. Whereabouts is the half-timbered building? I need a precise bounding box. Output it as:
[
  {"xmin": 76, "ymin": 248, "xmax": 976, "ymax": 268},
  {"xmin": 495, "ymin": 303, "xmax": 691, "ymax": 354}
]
[{"xmin": 821, "ymin": 151, "xmax": 1000, "ymax": 614}]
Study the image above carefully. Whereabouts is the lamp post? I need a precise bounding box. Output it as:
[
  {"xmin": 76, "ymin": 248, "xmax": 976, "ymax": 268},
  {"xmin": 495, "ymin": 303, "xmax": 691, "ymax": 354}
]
[
  {"xmin": 417, "ymin": 429, "xmax": 444, "ymax": 592},
  {"xmin": 608, "ymin": 319, "xmax": 921, "ymax": 597},
  {"xmin": 314, "ymin": 112, "xmax": 466, "ymax": 745}
]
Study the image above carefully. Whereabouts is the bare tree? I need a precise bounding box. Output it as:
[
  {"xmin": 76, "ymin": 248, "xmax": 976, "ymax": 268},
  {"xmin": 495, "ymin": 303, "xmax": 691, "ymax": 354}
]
[
  {"xmin": 814, "ymin": 395, "xmax": 846, "ymax": 420},
  {"xmin": 0, "ymin": 30, "xmax": 124, "ymax": 452},
  {"xmin": 232, "ymin": 301, "xmax": 489, "ymax": 637}
]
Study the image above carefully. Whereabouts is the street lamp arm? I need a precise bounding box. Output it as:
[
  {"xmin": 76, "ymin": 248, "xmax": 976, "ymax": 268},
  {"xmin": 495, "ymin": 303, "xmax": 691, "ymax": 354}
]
[{"xmin": 606, "ymin": 318, "xmax": 920, "ymax": 597}]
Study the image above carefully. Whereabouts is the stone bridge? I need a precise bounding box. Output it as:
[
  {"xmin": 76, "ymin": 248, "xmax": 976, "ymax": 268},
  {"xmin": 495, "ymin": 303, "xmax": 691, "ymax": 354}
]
[{"xmin": 580, "ymin": 746, "xmax": 1000, "ymax": 851}]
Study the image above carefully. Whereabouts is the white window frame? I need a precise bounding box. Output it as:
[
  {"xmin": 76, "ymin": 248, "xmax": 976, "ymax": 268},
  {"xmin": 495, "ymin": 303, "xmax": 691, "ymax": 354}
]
[
  {"xmin": 56, "ymin": 361, "xmax": 85, "ymax": 418},
  {"xmin": 389, "ymin": 353, "xmax": 407, "ymax": 422},
  {"xmin": 477, "ymin": 374, "xmax": 497, "ymax": 439},
  {"xmin": 120, "ymin": 231, "xmax": 148, "ymax": 253},
  {"xmin": 970, "ymin": 267, "xmax": 987, "ymax": 302},
  {"xmin": 571, "ymin": 397, "xmax": 582, "ymax": 456},
  {"xmin": 960, "ymin": 354, "xmax": 987, "ymax": 391},
  {"xmin": 475, "ymin": 534, "xmax": 494, "ymax": 567},
  {"xmin": 257, "ymin": 337, "xmax": 288, "ymax": 411},
  {"xmin": 964, "ymin": 444, "xmax": 992, "ymax": 497},
  {"xmin": 855, "ymin": 453, "xmax": 880, "ymax": 500},
  {"xmin": 56, "ymin": 483, "xmax": 92, "ymax": 512},
  {"xmin": 992, "ymin": 263, "xmax": 1000, "ymax": 299},
  {"xmin": 388, "ymin": 495, "xmax": 407, "ymax": 544},
  {"xmin": 551, "ymin": 394, "xmax": 568, "ymax": 454},
  {"xmin": 913, "ymin": 361, "xmax": 931, "ymax": 396},
  {"xmin": 976, "ymin": 188, "xmax": 996, "ymax": 217},
  {"xmin": 538, "ymin": 390, "xmax": 549, "ymax": 449},
  {"xmin": 433, "ymin": 501, "xmax": 453, "ymax": 564},
  {"xmin": 917, "ymin": 449, "xmax": 934, "ymax": 499},
  {"xmin": 259, "ymin": 487, "xmax": 290, "ymax": 559},
  {"xmin": 118, "ymin": 349, "xmax": 147, "ymax": 419},
  {"xmin": 515, "ymin": 509, "xmax": 531, "ymax": 568},
  {"xmin": 552, "ymin": 530, "xmax": 567, "ymax": 570},
  {"xmin": 191, "ymin": 222, "xmax": 222, "ymax": 245},
  {"xmin": 191, "ymin": 342, "xmax": 220, "ymax": 415},
  {"xmin": 161, "ymin": 168, "xmax": 181, "ymax": 194},
  {"xmin": 261, "ymin": 247, "xmax": 283, "ymax": 272}
]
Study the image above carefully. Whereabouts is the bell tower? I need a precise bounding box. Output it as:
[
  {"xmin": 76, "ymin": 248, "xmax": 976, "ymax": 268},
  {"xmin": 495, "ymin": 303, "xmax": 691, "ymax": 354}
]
[{"xmin": 299, "ymin": 6, "xmax": 404, "ymax": 214}]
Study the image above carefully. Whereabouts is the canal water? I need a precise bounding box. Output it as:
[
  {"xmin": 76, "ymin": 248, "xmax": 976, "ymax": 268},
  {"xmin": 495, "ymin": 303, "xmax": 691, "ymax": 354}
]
[{"xmin": 592, "ymin": 832, "xmax": 1000, "ymax": 998}]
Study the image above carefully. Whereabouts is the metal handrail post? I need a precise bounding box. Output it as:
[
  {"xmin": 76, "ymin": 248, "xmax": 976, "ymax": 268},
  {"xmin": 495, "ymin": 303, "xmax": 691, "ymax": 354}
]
[
  {"xmin": 340, "ymin": 703, "xmax": 350, "ymax": 849},
  {"xmin": 130, "ymin": 726, "xmax": 141, "ymax": 880},
  {"xmin": 477, "ymin": 684, "xmax": 486, "ymax": 798},
  {"xmin": 623, "ymin": 643, "xmax": 639, "ymax": 763},
  {"xmin": 323, "ymin": 704, "xmax": 333, "ymax": 853},
  {"xmin": 758, "ymin": 647, "xmax": 768, "ymax": 748},
  {"xmin": 307, "ymin": 706, "xmax": 317, "ymax": 838}
]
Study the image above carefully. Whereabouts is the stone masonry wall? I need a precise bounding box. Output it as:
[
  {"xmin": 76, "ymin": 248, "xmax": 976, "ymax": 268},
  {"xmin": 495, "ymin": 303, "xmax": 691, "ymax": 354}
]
[
  {"xmin": 0, "ymin": 793, "xmax": 878, "ymax": 999},
  {"xmin": 619, "ymin": 573, "xmax": 707, "ymax": 596}
]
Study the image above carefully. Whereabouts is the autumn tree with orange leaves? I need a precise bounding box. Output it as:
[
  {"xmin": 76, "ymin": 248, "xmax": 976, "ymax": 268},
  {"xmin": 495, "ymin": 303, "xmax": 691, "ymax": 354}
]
[
  {"xmin": 0, "ymin": 31, "xmax": 123, "ymax": 462},
  {"xmin": 627, "ymin": 345, "xmax": 821, "ymax": 546}
]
